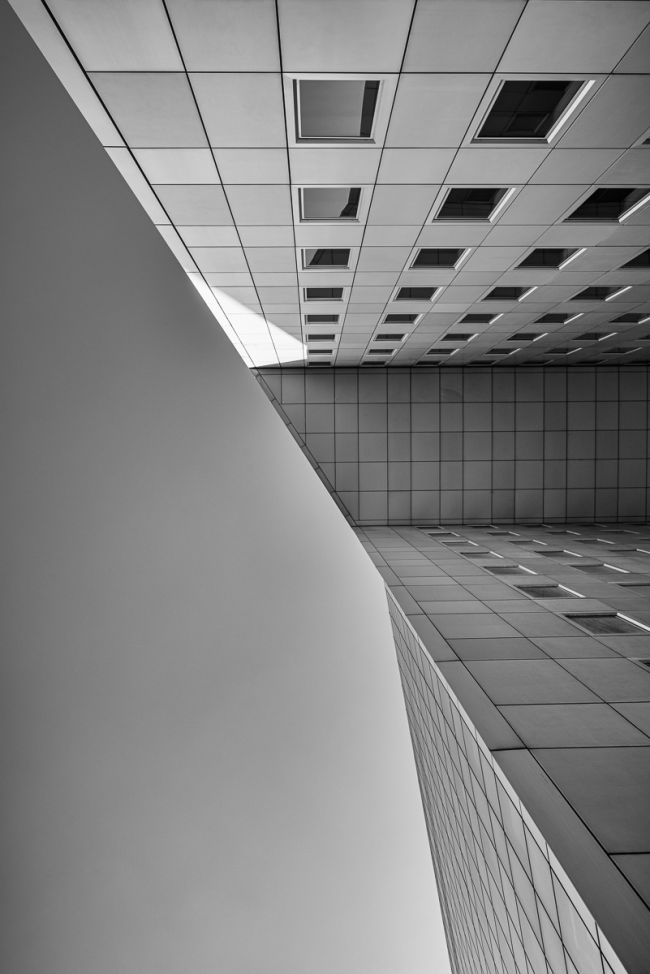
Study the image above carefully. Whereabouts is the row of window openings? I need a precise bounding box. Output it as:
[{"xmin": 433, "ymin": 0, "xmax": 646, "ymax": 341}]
[
  {"xmin": 294, "ymin": 78, "xmax": 606, "ymax": 146},
  {"xmin": 299, "ymin": 185, "xmax": 650, "ymax": 226},
  {"xmin": 300, "ymin": 248, "xmax": 649, "ymax": 280}
]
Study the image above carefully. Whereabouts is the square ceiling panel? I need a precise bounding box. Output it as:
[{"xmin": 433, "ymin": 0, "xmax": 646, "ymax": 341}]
[
  {"xmin": 166, "ymin": 0, "xmax": 280, "ymax": 71},
  {"xmin": 387, "ymin": 74, "xmax": 490, "ymax": 147},
  {"xmin": 191, "ymin": 73, "xmax": 286, "ymax": 148}
]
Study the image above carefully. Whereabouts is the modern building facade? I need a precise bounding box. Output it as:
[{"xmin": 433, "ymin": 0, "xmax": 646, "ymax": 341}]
[{"xmin": 4, "ymin": 3, "xmax": 650, "ymax": 974}]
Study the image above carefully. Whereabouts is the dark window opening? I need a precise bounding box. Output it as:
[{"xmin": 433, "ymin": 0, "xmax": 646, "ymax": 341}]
[
  {"xmin": 509, "ymin": 333, "xmax": 541, "ymax": 341},
  {"xmin": 441, "ymin": 333, "xmax": 474, "ymax": 341},
  {"xmin": 623, "ymin": 249, "xmax": 650, "ymax": 269},
  {"xmin": 384, "ymin": 313, "xmax": 418, "ymax": 324},
  {"xmin": 571, "ymin": 286, "xmax": 620, "ymax": 300},
  {"xmin": 301, "ymin": 187, "xmax": 361, "ymax": 221},
  {"xmin": 305, "ymin": 314, "xmax": 339, "ymax": 324},
  {"xmin": 565, "ymin": 188, "xmax": 649, "ymax": 222},
  {"xmin": 303, "ymin": 248, "xmax": 350, "ymax": 268},
  {"xmin": 462, "ymin": 313, "xmax": 494, "ymax": 324},
  {"xmin": 396, "ymin": 286, "xmax": 437, "ymax": 301},
  {"xmin": 485, "ymin": 286, "xmax": 529, "ymax": 300},
  {"xmin": 516, "ymin": 584, "xmax": 578, "ymax": 598},
  {"xmin": 566, "ymin": 614, "xmax": 644, "ymax": 635},
  {"xmin": 375, "ymin": 333, "xmax": 405, "ymax": 341},
  {"xmin": 518, "ymin": 248, "xmax": 576, "ymax": 268},
  {"xmin": 436, "ymin": 187, "xmax": 508, "ymax": 220},
  {"xmin": 476, "ymin": 80, "xmax": 582, "ymax": 140},
  {"xmin": 412, "ymin": 248, "xmax": 464, "ymax": 268},
  {"xmin": 304, "ymin": 287, "xmax": 343, "ymax": 301},
  {"xmin": 536, "ymin": 314, "xmax": 573, "ymax": 324},
  {"xmin": 307, "ymin": 334, "xmax": 336, "ymax": 342}
]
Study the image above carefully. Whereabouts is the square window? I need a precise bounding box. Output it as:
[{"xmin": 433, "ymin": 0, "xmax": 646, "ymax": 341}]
[
  {"xmin": 305, "ymin": 314, "xmax": 339, "ymax": 324},
  {"xmin": 395, "ymin": 286, "xmax": 437, "ymax": 301},
  {"xmin": 565, "ymin": 187, "xmax": 649, "ymax": 222},
  {"xmin": 295, "ymin": 79, "xmax": 379, "ymax": 141},
  {"xmin": 566, "ymin": 614, "xmax": 645, "ymax": 634},
  {"xmin": 302, "ymin": 248, "xmax": 350, "ymax": 269},
  {"xmin": 518, "ymin": 248, "xmax": 577, "ymax": 269},
  {"xmin": 435, "ymin": 187, "xmax": 509, "ymax": 221},
  {"xmin": 412, "ymin": 248, "xmax": 465, "ymax": 268},
  {"xmin": 475, "ymin": 80, "xmax": 582, "ymax": 141},
  {"xmin": 304, "ymin": 287, "xmax": 344, "ymax": 301},
  {"xmin": 384, "ymin": 313, "xmax": 418, "ymax": 324},
  {"xmin": 300, "ymin": 186, "xmax": 361, "ymax": 221}
]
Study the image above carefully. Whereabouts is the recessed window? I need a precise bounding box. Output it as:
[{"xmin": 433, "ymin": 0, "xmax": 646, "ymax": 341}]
[
  {"xmin": 476, "ymin": 80, "xmax": 582, "ymax": 141},
  {"xmin": 308, "ymin": 333, "xmax": 336, "ymax": 342},
  {"xmin": 486, "ymin": 565, "xmax": 522, "ymax": 575},
  {"xmin": 573, "ymin": 563, "xmax": 621, "ymax": 574},
  {"xmin": 461, "ymin": 313, "xmax": 495, "ymax": 324},
  {"xmin": 367, "ymin": 349, "xmax": 391, "ymax": 355},
  {"xmin": 441, "ymin": 333, "xmax": 475, "ymax": 341},
  {"xmin": 435, "ymin": 187, "xmax": 510, "ymax": 221},
  {"xmin": 395, "ymin": 286, "xmax": 437, "ymax": 301},
  {"xmin": 308, "ymin": 349, "xmax": 332, "ymax": 355},
  {"xmin": 484, "ymin": 286, "xmax": 531, "ymax": 300},
  {"xmin": 623, "ymin": 249, "xmax": 650, "ymax": 268},
  {"xmin": 384, "ymin": 313, "xmax": 418, "ymax": 324},
  {"xmin": 304, "ymin": 287, "xmax": 344, "ymax": 301},
  {"xmin": 565, "ymin": 187, "xmax": 650, "ymax": 222},
  {"xmin": 576, "ymin": 331, "xmax": 611, "ymax": 341},
  {"xmin": 566, "ymin": 613, "xmax": 645, "ymax": 635},
  {"xmin": 548, "ymin": 347, "xmax": 571, "ymax": 354},
  {"xmin": 375, "ymin": 333, "xmax": 405, "ymax": 342},
  {"xmin": 426, "ymin": 348, "xmax": 455, "ymax": 355},
  {"xmin": 612, "ymin": 312, "xmax": 650, "ymax": 324},
  {"xmin": 600, "ymin": 346, "xmax": 635, "ymax": 355},
  {"xmin": 536, "ymin": 313, "xmax": 578, "ymax": 324},
  {"xmin": 517, "ymin": 584, "xmax": 578, "ymax": 598},
  {"xmin": 302, "ymin": 248, "xmax": 350, "ymax": 269},
  {"xmin": 305, "ymin": 314, "xmax": 339, "ymax": 324},
  {"xmin": 295, "ymin": 79, "xmax": 379, "ymax": 141},
  {"xmin": 300, "ymin": 186, "xmax": 361, "ymax": 221},
  {"xmin": 461, "ymin": 550, "xmax": 491, "ymax": 558},
  {"xmin": 571, "ymin": 286, "xmax": 623, "ymax": 301},
  {"xmin": 518, "ymin": 248, "xmax": 577, "ymax": 269},
  {"xmin": 412, "ymin": 248, "xmax": 465, "ymax": 268},
  {"xmin": 485, "ymin": 348, "xmax": 511, "ymax": 355}
]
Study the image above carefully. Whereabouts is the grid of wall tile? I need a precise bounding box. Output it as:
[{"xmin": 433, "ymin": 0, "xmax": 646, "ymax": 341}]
[
  {"xmin": 255, "ymin": 366, "xmax": 650, "ymax": 526},
  {"xmin": 361, "ymin": 525, "xmax": 650, "ymax": 974}
]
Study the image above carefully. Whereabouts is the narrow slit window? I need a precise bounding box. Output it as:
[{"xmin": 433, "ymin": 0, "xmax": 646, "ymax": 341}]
[
  {"xmin": 305, "ymin": 314, "xmax": 339, "ymax": 324},
  {"xmin": 518, "ymin": 248, "xmax": 577, "ymax": 268},
  {"xmin": 384, "ymin": 313, "xmax": 418, "ymax": 324},
  {"xmin": 302, "ymin": 248, "xmax": 350, "ymax": 269},
  {"xmin": 300, "ymin": 187, "xmax": 361, "ymax": 221},
  {"xmin": 295, "ymin": 79, "xmax": 379, "ymax": 141},
  {"xmin": 476, "ymin": 80, "xmax": 582, "ymax": 141}
]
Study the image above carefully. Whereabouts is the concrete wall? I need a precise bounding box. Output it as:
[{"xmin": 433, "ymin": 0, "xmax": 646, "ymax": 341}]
[{"xmin": 0, "ymin": 6, "xmax": 448, "ymax": 973}]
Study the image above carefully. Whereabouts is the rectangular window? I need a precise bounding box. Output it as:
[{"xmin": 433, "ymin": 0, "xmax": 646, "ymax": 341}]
[
  {"xmin": 384, "ymin": 313, "xmax": 418, "ymax": 324},
  {"xmin": 516, "ymin": 584, "xmax": 578, "ymax": 598},
  {"xmin": 623, "ymin": 248, "xmax": 650, "ymax": 268},
  {"xmin": 485, "ymin": 348, "xmax": 511, "ymax": 355},
  {"xmin": 486, "ymin": 565, "xmax": 522, "ymax": 575},
  {"xmin": 435, "ymin": 187, "xmax": 509, "ymax": 221},
  {"xmin": 571, "ymin": 286, "xmax": 621, "ymax": 301},
  {"xmin": 305, "ymin": 314, "xmax": 339, "ymax": 324},
  {"xmin": 565, "ymin": 187, "xmax": 650, "ymax": 222},
  {"xmin": 307, "ymin": 334, "xmax": 336, "ymax": 342},
  {"xmin": 367, "ymin": 349, "xmax": 391, "ymax": 355},
  {"xmin": 304, "ymin": 287, "xmax": 344, "ymax": 301},
  {"xmin": 518, "ymin": 248, "xmax": 577, "ymax": 268},
  {"xmin": 395, "ymin": 286, "xmax": 437, "ymax": 301},
  {"xmin": 484, "ymin": 286, "xmax": 530, "ymax": 300},
  {"xmin": 375, "ymin": 333, "xmax": 405, "ymax": 342},
  {"xmin": 613, "ymin": 313, "xmax": 650, "ymax": 324},
  {"xmin": 302, "ymin": 248, "xmax": 350, "ymax": 269},
  {"xmin": 426, "ymin": 347, "xmax": 454, "ymax": 355},
  {"xmin": 441, "ymin": 333, "xmax": 475, "ymax": 341},
  {"xmin": 476, "ymin": 80, "xmax": 582, "ymax": 141},
  {"xmin": 300, "ymin": 186, "xmax": 361, "ymax": 221},
  {"xmin": 536, "ymin": 313, "xmax": 576, "ymax": 324},
  {"xmin": 412, "ymin": 248, "xmax": 465, "ymax": 268},
  {"xmin": 461, "ymin": 313, "xmax": 495, "ymax": 324},
  {"xmin": 295, "ymin": 79, "xmax": 379, "ymax": 141},
  {"xmin": 566, "ymin": 614, "xmax": 645, "ymax": 635},
  {"xmin": 576, "ymin": 332, "xmax": 611, "ymax": 341}
]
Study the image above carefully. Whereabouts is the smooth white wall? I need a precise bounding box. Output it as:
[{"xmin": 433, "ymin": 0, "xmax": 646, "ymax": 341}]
[{"xmin": 0, "ymin": 4, "xmax": 449, "ymax": 973}]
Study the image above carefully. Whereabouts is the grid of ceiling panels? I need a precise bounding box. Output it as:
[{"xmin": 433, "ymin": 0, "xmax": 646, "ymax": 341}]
[{"xmin": 12, "ymin": 0, "xmax": 650, "ymax": 368}]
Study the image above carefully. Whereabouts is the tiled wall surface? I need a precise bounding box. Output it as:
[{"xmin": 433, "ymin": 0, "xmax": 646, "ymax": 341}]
[
  {"xmin": 361, "ymin": 525, "xmax": 650, "ymax": 974},
  {"xmin": 255, "ymin": 366, "xmax": 650, "ymax": 526}
]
